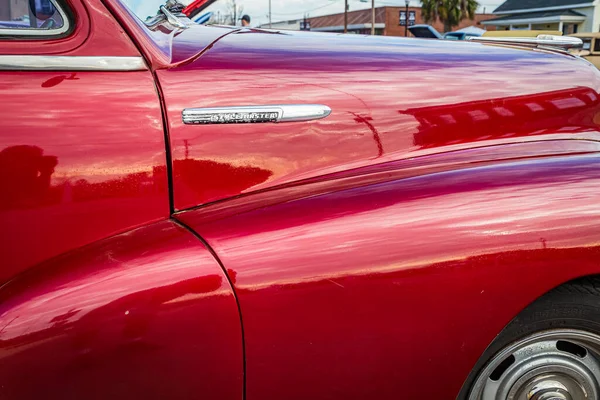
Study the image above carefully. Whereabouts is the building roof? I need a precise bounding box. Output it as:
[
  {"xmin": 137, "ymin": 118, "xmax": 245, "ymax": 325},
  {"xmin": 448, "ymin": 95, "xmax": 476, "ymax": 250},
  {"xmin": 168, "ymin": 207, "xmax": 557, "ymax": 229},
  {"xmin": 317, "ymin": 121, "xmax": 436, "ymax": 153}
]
[
  {"xmin": 257, "ymin": 18, "xmax": 301, "ymax": 29},
  {"xmin": 309, "ymin": 6, "xmax": 387, "ymax": 29},
  {"xmin": 485, "ymin": 9, "xmax": 586, "ymax": 22},
  {"xmin": 494, "ymin": 0, "xmax": 593, "ymax": 14},
  {"xmin": 571, "ymin": 32, "xmax": 600, "ymax": 37}
]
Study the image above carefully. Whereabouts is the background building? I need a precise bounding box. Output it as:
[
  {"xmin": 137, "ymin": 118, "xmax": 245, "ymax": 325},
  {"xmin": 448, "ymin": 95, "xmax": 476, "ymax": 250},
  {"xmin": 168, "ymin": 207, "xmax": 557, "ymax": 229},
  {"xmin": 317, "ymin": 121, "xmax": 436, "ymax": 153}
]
[
  {"xmin": 262, "ymin": 18, "xmax": 303, "ymax": 30},
  {"xmin": 0, "ymin": 0, "xmax": 29, "ymax": 23},
  {"xmin": 483, "ymin": 0, "xmax": 599, "ymax": 33},
  {"xmin": 259, "ymin": 6, "xmax": 495, "ymax": 35}
]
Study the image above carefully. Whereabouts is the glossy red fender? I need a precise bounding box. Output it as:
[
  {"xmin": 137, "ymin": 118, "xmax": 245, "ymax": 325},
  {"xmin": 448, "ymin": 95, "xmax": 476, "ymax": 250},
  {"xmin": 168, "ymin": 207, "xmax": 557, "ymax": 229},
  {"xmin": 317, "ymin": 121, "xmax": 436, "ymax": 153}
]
[
  {"xmin": 177, "ymin": 146, "xmax": 600, "ymax": 400},
  {"xmin": 0, "ymin": 220, "xmax": 243, "ymax": 399}
]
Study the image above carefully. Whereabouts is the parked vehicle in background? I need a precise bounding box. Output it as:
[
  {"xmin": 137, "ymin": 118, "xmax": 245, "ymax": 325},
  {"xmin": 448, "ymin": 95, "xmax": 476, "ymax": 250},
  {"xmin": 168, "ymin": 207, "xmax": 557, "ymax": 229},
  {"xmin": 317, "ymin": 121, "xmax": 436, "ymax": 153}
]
[
  {"xmin": 408, "ymin": 24, "xmax": 443, "ymax": 38},
  {"xmin": 190, "ymin": 11, "xmax": 212, "ymax": 24},
  {"xmin": 569, "ymin": 32, "xmax": 600, "ymax": 68},
  {"xmin": 410, "ymin": 25, "xmax": 483, "ymax": 40},
  {"xmin": 0, "ymin": 1, "xmax": 599, "ymax": 400},
  {"xmin": 443, "ymin": 31, "xmax": 481, "ymax": 40},
  {"xmin": 442, "ymin": 26, "xmax": 484, "ymax": 40},
  {"xmin": 182, "ymin": 0, "xmax": 216, "ymax": 18}
]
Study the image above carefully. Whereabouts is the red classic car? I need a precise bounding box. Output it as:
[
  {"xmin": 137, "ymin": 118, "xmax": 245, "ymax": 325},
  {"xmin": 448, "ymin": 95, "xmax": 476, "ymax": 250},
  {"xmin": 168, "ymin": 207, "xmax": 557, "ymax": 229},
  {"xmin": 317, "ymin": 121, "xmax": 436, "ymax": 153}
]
[{"xmin": 1, "ymin": 0, "xmax": 600, "ymax": 399}]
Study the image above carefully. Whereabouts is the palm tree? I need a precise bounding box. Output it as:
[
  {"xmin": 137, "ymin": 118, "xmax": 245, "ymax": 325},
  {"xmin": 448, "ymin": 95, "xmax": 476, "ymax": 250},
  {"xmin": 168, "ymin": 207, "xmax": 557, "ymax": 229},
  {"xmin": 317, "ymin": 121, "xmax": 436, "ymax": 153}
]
[{"xmin": 420, "ymin": 0, "xmax": 479, "ymax": 33}]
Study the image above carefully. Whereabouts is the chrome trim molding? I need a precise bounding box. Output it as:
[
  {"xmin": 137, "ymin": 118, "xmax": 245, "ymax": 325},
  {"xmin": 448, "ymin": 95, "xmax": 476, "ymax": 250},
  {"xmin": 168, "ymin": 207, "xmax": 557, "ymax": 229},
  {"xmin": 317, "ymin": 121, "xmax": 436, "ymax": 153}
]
[
  {"xmin": 159, "ymin": 5, "xmax": 189, "ymax": 29},
  {"xmin": 144, "ymin": 0, "xmax": 190, "ymax": 31},
  {"xmin": 182, "ymin": 105, "xmax": 332, "ymax": 125},
  {"xmin": 0, "ymin": 56, "xmax": 148, "ymax": 71},
  {"xmin": 469, "ymin": 35, "xmax": 583, "ymax": 50},
  {"xmin": 0, "ymin": 0, "xmax": 70, "ymax": 37}
]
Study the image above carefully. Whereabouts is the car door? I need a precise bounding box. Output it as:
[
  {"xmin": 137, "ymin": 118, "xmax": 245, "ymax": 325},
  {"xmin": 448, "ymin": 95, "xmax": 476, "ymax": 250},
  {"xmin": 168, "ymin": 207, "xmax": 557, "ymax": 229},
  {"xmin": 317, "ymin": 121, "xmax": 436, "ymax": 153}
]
[
  {"xmin": 0, "ymin": 0, "xmax": 169, "ymax": 281},
  {"xmin": 0, "ymin": 1, "xmax": 242, "ymax": 398}
]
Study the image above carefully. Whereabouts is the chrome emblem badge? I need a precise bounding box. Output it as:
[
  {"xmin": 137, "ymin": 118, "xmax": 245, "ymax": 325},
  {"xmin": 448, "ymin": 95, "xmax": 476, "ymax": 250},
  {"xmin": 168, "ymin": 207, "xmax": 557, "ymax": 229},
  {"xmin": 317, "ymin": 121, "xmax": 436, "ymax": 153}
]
[{"xmin": 182, "ymin": 105, "xmax": 331, "ymax": 125}]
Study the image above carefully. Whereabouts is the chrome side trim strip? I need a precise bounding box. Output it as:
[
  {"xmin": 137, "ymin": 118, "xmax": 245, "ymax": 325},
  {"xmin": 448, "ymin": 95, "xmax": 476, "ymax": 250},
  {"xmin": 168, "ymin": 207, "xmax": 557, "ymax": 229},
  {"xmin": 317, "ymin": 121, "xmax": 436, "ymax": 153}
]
[
  {"xmin": 182, "ymin": 104, "xmax": 332, "ymax": 125},
  {"xmin": 0, "ymin": 0, "xmax": 70, "ymax": 37},
  {"xmin": 0, "ymin": 56, "xmax": 148, "ymax": 71},
  {"xmin": 469, "ymin": 35, "xmax": 583, "ymax": 50}
]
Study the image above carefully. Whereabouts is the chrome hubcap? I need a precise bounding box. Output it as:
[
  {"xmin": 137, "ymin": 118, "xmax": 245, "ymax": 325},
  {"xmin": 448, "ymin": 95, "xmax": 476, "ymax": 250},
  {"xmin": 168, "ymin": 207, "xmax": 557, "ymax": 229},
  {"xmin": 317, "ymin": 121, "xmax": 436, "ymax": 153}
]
[
  {"xmin": 522, "ymin": 375, "xmax": 576, "ymax": 400},
  {"xmin": 469, "ymin": 330, "xmax": 600, "ymax": 400}
]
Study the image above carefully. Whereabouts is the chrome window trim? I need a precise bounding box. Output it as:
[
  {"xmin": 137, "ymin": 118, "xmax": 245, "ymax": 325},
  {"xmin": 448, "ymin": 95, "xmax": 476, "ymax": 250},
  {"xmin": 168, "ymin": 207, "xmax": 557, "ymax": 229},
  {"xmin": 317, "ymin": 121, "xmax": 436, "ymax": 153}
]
[
  {"xmin": 0, "ymin": 0, "xmax": 70, "ymax": 37},
  {"xmin": 0, "ymin": 56, "xmax": 148, "ymax": 71}
]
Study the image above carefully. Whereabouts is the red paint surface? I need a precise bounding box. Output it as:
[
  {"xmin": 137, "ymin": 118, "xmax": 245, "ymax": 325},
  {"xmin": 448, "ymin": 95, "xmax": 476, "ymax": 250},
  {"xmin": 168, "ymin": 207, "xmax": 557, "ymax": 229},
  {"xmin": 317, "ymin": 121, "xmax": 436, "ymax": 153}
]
[
  {"xmin": 0, "ymin": 220, "xmax": 243, "ymax": 399},
  {"xmin": 0, "ymin": 70, "xmax": 168, "ymax": 282},
  {"xmin": 155, "ymin": 27, "xmax": 600, "ymax": 211},
  {"xmin": 178, "ymin": 149, "xmax": 600, "ymax": 400},
  {"xmin": 4, "ymin": 3, "xmax": 600, "ymax": 399}
]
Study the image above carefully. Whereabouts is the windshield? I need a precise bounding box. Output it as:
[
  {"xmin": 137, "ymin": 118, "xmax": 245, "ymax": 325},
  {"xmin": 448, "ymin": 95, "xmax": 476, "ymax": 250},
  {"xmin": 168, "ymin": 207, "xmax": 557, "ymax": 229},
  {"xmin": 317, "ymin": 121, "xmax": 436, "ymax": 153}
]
[{"xmin": 120, "ymin": 0, "xmax": 169, "ymax": 22}]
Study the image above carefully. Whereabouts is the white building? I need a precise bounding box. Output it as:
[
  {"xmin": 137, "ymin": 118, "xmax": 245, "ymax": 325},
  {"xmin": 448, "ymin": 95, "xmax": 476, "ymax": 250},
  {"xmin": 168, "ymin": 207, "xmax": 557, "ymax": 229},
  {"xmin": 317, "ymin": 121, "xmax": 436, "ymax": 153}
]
[
  {"xmin": 483, "ymin": 0, "xmax": 600, "ymax": 34},
  {"xmin": 257, "ymin": 19, "xmax": 302, "ymax": 30}
]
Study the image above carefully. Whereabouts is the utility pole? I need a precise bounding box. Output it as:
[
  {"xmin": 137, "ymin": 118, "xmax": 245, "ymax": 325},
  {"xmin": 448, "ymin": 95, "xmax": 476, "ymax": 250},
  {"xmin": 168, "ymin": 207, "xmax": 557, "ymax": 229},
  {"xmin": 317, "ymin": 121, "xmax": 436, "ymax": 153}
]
[
  {"xmin": 344, "ymin": 0, "xmax": 348, "ymax": 33},
  {"xmin": 269, "ymin": 0, "xmax": 272, "ymax": 28},
  {"xmin": 404, "ymin": 0, "xmax": 409, "ymax": 37},
  {"xmin": 371, "ymin": 0, "xmax": 375, "ymax": 35}
]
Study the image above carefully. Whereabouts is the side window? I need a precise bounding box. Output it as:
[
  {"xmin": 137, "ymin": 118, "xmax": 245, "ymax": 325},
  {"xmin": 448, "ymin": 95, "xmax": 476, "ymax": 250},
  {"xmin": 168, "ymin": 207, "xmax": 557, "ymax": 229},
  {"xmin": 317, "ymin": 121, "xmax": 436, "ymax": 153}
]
[
  {"xmin": 0, "ymin": 0, "xmax": 69, "ymax": 36},
  {"xmin": 582, "ymin": 38, "xmax": 592, "ymax": 51},
  {"xmin": 594, "ymin": 39, "xmax": 600, "ymax": 54}
]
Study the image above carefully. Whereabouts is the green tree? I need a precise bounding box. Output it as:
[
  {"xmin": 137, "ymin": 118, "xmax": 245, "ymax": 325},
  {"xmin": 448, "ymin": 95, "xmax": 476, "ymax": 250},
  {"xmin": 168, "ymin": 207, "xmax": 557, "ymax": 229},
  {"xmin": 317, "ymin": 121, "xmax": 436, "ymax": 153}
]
[{"xmin": 420, "ymin": 0, "xmax": 479, "ymax": 33}]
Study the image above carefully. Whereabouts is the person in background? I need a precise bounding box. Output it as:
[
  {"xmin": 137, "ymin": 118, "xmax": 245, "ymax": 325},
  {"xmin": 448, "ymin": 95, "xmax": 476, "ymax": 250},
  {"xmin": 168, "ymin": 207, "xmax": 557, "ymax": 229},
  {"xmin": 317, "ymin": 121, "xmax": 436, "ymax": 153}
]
[
  {"xmin": 240, "ymin": 14, "xmax": 250, "ymax": 27},
  {"xmin": 29, "ymin": 0, "xmax": 58, "ymax": 28}
]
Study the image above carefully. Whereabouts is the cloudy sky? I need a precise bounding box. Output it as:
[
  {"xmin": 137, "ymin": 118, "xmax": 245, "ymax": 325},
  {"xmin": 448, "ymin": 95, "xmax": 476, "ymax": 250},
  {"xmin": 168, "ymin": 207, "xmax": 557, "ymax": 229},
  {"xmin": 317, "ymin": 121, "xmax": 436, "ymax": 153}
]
[{"xmin": 202, "ymin": 0, "xmax": 506, "ymax": 27}]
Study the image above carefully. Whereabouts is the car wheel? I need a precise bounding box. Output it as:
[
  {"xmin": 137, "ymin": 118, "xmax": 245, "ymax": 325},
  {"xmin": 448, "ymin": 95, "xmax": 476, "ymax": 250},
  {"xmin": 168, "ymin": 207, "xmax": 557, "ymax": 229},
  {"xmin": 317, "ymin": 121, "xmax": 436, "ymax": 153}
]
[{"xmin": 464, "ymin": 277, "xmax": 600, "ymax": 400}]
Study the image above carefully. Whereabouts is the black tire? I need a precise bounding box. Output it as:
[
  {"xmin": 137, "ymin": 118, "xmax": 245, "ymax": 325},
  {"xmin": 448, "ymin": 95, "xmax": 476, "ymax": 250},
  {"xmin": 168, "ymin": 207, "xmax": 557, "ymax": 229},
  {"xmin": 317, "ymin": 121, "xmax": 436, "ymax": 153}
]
[{"xmin": 458, "ymin": 276, "xmax": 600, "ymax": 399}]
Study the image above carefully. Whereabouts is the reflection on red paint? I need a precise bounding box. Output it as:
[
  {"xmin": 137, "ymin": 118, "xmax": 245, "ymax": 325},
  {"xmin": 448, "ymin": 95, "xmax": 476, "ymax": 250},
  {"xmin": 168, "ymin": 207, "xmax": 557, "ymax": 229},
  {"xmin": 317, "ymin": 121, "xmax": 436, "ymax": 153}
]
[
  {"xmin": 178, "ymin": 153, "xmax": 600, "ymax": 400},
  {"xmin": 0, "ymin": 146, "xmax": 58, "ymax": 210},
  {"xmin": 0, "ymin": 71, "xmax": 168, "ymax": 283},
  {"xmin": 0, "ymin": 221, "xmax": 242, "ymax": 399},
  {"xmin": 403, "ymin": 87, "xmax": 600, "ymax": 148},
  {"xmin": 174, "ymin": 158, "xmax": 272, "ymax": 206},
  {"xmin": 41, "ymin": 73, "xmax": 80, "ymax": 88},
  {"xmin": 0, "ymin": 145, "xmax": 168, "ymax": 210}
]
